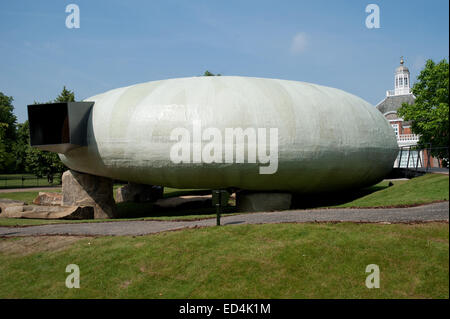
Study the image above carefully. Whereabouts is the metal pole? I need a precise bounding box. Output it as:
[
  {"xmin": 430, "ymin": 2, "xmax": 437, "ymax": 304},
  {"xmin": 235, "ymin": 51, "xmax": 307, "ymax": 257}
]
[
  {"xmin": 398, "ymin": 147, "xmax": 403, "ymax": 168},
  {"xmin": 417, "ymin": 150, "xmax": 423, "ymax": 170},
  {"xmin": 406, "ymin": 146, "xmax": 411, "ymax": 170},
  {"xmin": 216, "ymin": 204, "xmax": 221, "ymax": 226},
  {"xmin": 415, "ymin": 148, "xmax": 420, "ymax": 171}
]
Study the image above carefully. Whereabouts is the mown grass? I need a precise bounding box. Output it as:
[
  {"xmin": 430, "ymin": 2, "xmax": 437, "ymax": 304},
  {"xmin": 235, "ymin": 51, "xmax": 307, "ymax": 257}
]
[
  {"xmin": 0, "ymin": 222, "xmax": 447, "ymax": 299},
  {"xmin": 336, "ymin": 174, "xmax": 448, "ymax": 207},
  {"xmin": 0, "ymin": 191, "xmax": 45, "ymax": 204},
  {"xmin": 291, "ymin": 174, "xmax": 448, "ymax": 209}
]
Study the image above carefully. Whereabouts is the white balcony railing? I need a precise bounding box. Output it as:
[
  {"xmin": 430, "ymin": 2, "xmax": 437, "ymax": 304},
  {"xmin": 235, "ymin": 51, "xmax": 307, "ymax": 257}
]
[
  {"xmin": 386, "ymin": 90, "xmax": 395, "ymax": 96},
  {"xmin": 386, "ymin": 89, "xmax": 411, "ymax": 97},
  {"xmin": 397, "ymin": 134, "xmax": 420, "ymax": 142},
  {"xmin": 397, "ymin": 133, "xmax": 420, "ymax": 147}
]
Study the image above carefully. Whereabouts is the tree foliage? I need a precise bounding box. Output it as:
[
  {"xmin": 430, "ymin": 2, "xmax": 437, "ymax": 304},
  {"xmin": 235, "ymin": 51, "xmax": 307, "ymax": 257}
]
[
  {"xmin": 54, "ymin": 86, "xmax": 75, "ymax": 103},
  {"xmin": 202, "ymin": 70, "xmax": 221, "ymax": 76},
  {"xmin": 398, "ymin": 59, "xmax": 449, "ymax": 161},
  {"xmin": 0, "ymin": 86, "xmax": 76, "ymax": 175},
  {"xmin": 12, "ymin": 121, "xmax": 30, "ymax": 172},
  {"xmin": 0, "ymin": 92, "xmax": 17, "ymax": 141},
  {"xmin": 0, "ymin": 123, "xmax": 9, "ymax": 171},
  {"xmin": 0, "ymin": 92, "xmax": 17, "ymax": 172},
  {"xmin": 26, "ymin": 146, "xmax": 66, "ymax": 179}
]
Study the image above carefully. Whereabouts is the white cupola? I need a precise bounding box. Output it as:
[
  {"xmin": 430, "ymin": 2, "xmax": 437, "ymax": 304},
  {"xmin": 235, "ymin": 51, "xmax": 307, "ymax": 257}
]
[{"xmin": 393, "ymin": 56, "xmax": 411, "ymax": 96}]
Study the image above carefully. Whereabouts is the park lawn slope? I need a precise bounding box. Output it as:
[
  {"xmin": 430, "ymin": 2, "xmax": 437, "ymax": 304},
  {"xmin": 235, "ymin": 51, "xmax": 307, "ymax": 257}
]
[
  {"xmin": 335, "ymin": 174, "xmax": 449, "ymax": 208},
  {"xmin": 0, "ymin": 222, "xmax": 448, "ymax": 299}
]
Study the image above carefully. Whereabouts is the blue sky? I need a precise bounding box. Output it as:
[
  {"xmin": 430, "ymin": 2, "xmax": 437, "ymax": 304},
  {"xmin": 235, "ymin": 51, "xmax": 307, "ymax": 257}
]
[{"xmin": 1, "ymin": 0, "xmax": 448, "ymax": 123}]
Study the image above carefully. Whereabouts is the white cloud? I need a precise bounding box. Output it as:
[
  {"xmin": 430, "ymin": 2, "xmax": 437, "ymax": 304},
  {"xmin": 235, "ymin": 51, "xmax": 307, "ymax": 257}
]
[{"xmin": 290, "ymin": 32, "xmax": 308, "ymax": 54}]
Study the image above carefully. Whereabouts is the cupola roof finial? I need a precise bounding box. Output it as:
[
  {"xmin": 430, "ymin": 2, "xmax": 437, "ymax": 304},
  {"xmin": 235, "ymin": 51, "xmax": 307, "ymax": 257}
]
[{"xmin": 400, "ymin": 56, "xmax": 404, "ymax": 65}]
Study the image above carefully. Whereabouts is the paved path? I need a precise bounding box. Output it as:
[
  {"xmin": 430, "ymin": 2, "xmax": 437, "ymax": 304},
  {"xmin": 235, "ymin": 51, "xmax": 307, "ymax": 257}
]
[{"xmin": 0, "ymin": 202, "xmax": 448, "ymax": 237}]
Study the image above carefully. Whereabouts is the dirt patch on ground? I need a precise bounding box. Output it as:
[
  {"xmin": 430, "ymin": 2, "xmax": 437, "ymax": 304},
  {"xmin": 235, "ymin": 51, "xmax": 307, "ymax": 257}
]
[
  {"xmin": 120, "ymin": 280, "xmax": 132, "ymax": 289},
  {"xmin": 0, "ymin": 236, "xmax": 88, "ymax": 256}
]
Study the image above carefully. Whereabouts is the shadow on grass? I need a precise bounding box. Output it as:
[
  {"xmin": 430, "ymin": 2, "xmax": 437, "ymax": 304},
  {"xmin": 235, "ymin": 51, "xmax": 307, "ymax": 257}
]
[
  {"xmin": 291, "ymin": 185, "xmax": 389, "ymax": 209},
  {"xmin": 116, "ymin": 182, "xmax": 392, "ymax": 219},
  {"xmin": 116, "ymin": 196, "xmax": 235, "ymax": 219},
  {"xmin": 116, "ymin": 184, "xmax": 389, "ymax": 219}
]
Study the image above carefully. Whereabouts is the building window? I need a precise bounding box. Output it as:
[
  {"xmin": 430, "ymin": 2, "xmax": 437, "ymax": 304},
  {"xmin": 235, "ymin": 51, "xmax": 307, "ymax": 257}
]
[
  {"xmin": 391, "ymin": 124, "xmax": 399, "ymax": 137},
  {"xmin": 399, "ymin": 77, "xmax": 403, "ymax": 86},
  {"xmin": 404, "ymin": 77, "xmax": 408, "ymax": 86}
]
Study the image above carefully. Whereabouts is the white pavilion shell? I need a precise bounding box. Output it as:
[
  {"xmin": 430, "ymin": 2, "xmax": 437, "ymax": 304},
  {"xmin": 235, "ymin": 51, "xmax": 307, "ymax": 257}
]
[{"xmin": 60, "ymin": 76, "xmax": 398, "ymax": 193}]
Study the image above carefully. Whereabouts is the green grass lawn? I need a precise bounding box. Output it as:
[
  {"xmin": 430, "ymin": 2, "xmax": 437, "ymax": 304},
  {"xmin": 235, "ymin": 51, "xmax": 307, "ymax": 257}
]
[
  {"xmin": 291, "ymin": 174, "xmax": 448, "ymax": 209},
  {"xmin": 0, "ymin": 222, "xmax": 447, "ymax": 299},
  {"xmin": 336, "ymin": 174, "xmax": 448, "ymax": 207},
  {"xmin": 0, "ymin": 190, "xmax": 60, "ymax": 204},
  {"xmin": 0, "ymin": 174, "xmax": 448, "ymax": 227}
]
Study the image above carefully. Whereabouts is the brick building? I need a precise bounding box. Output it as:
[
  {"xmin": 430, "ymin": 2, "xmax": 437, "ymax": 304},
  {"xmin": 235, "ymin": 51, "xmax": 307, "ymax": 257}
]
[{"xmin": 376, "ymin": 57, "xmax": 436, "ymax": 168}]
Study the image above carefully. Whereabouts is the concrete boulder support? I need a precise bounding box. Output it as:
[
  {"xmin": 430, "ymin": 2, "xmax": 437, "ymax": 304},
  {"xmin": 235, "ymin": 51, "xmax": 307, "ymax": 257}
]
[
  {"xmin": 115, "ymin": 183, "xmax": 164, "ymax": 203},
  {"xmin": 32, "ymin": 192, "xmax": 63, "ymax": 206},
  {"xmin": 0, "ymin": 204, "xmax": 93, "ymax": 219},
  {"xmin": 0, "ymin": 199, "xmax": 26, "ymax": 215},
  {"xmin": 236, "ymin": 191, "xmax": 292, "ymax": 212},
  {"xmin": 62, "ymin": 170, "xmax": 117, "ymax": 219}
]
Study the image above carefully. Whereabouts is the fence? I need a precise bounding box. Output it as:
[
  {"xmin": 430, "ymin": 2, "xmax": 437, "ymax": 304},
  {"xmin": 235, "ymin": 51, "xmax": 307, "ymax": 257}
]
[
  {"xmin": 395, "ymin": 145, "xmax": 449, "ymax": 171},
  {"xmin": 0, "ymin": 174, "xmax": 62, "ymax": 189}
]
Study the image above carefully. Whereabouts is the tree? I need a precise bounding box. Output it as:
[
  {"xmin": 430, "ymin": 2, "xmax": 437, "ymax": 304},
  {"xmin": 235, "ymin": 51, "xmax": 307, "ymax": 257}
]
[
  {"xmin": 0, "ymin": 92, "xmax": 17, "ymax": 172},
  {"xmin": 202, "ymin": 70, "xmax": 221, "ymax": 76},
  {"xmin": 54, "ymin": 86, "xmax": 75, "ymax": 102},
  {"xmin": 398, "ymin": 59, "xmax": 449, "ymax": 163},
  {"xmin": 0, "ymin": 92, "xmax": 17, "ymax": 142},
  {"xmin": 26, "ymin": 146, "xmax": 66, "ymax": 181},
  {"xmin": 12, "ymin": 121, "xmax": 30, "ymax": 173},
  {"xmin": 25, "ymin": 86, "xmax": 75, "ymax": 179},
  {"xmin": 0, "ymin": 123, "xmax": 9, "ymax": 171}
]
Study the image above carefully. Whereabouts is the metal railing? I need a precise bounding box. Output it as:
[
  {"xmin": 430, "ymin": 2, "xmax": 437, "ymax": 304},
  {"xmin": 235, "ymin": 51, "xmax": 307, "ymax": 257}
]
[
  {"xmin": 386, "ymin": 90, "xmax": 395, "ymax": 96},
  {"xmin": 0, "ymin": 174, "xmax": 62, "ymax": 189},
  {"xmin": 396, "ymin": 145, "xmax": 449, "ymax": 171},
  {"xmin": 397, "ymin": 133, "xmax": 420, "ymax": 143}
]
